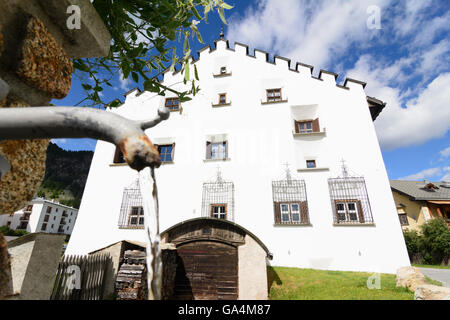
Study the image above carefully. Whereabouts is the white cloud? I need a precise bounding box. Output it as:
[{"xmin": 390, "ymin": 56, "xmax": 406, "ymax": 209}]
[
  {"xmin": 366, "ymin": 71, "xmax": 450, "ymax": 150},
  {"xmin": 440, "ymin": 147, "xmax": 450, "ymax": 159},
  {"xmin": 227, "ymin": 0, "xmax": 390, "ymax": 69},
  {"xmin": 441, "ymin": 167, "xmax": 450, "ymax": 182},
  {"xmin": 51, "ymin": 139, "xmax": 67, "ymax": 144},
  {"xmin": 400, "ymin": 167, "xmax": 442, "ymax": 180},
  {"xmin": 118, "ymin": 71, "xmax": 132, "ymax": 92}
]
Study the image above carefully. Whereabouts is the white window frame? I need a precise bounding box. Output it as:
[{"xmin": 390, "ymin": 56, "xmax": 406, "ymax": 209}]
[
  {"xmin": 211, "ymin": 204, "xmax": 227, "ymax": 219},
  {"xmin": 336, "ymin": 201, "xmax": 360, "ymax": 222},
  {"xmin": 290, "ymin": 204, "xmax": 301, "ymax": 222},
  {"xmin": 210, "ymin": 142, "xmax": 227, "ymax": 160},
  {"xmin": 298, "ymin": 121, "xmax": 313, "ymax": 133},
  {"xmin": 281, "ymin": 204, "xmax": 290, "ymax": 222},
  {"xmin": 128, "ymin": 206, "xmax": 144, "ymax": 227}
]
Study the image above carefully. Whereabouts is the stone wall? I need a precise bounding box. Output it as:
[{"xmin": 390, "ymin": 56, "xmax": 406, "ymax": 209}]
[{"xmin": 0, "ymin": 0, "xmax": 110, "ymax": 298}]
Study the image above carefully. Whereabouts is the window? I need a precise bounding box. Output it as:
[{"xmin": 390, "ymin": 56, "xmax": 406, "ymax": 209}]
[
  {"xmin": 272, "ymin": 178, "xmax": 310, "ymax": 225},
  {"xmin": 210, "ymin": 204, "xmax": 227, "ymax": 219},
  {"xmin": 280, "ymin": 204, "xmax": 290, "ymax": 222},
  {"xmin": 306, "ymin": 160, "xmax": 316, "ymax": 168},
  {"xmin": 335, "ymin": 201, "xmax": 361, "ymax": 223},
  {"xmin": 220, "ymin": 66, "xmax": 227, "ymax": 74},
  {"xmin": 46, "ymin": 206, "xmax": 52, "ymax": 214},
  {"xmin": 279, "ymin": 203, "xmax": 304, "ymax": 223},
  {"xmin": 165, "ymin": 97, "xmax": 180, "ymax": 111},
  {"xmin": 295, "ymin": 119, "xmax": 320, "ymax": 134},
  {"xmin": 219, "ymin": 93, "xmax": 227, "ymax": 104},
  {"xmin": 206, "ymin": 141, "xmax": 227, "ymax": 160},
  {"xmin": 128, "ymin": 206, "xmax": 144, "ymax": 226},
  {"xmin": 202, "ymin": 175, "xmax": 234, "ymax": 221},
  {"xmin": 328, "ymin": 177, "xmax": 374, "ymax": 224},
  {"xmin": 41, "ymin": 223, "xmax": 47, "ymax": 231},
  {"xmin": 6, "ymin": 221, "xmax": 11, "ymax": 227},
  {"xmin": 25, "ymin": 205, "xmax": 33, "ymax": 212},
  {"xmin": 113, "ymin": 146, "xmax": 126, "ymax": 164},
  {"xmin": 44, "ymin": 215, "xmax": 49, "ymax": 222},
  {"xmin": 266, "ymin": 88, "xmax": 282, "ymax": 102},
  {"xmin": 157, "ymin": 144, "xmax": 174, "ymax": 163},
  {"xmin": 297, "ymin": 121, "xmax": 313, "ymax": 133},
  {"xmin": 399, "ymin": 214, "xmax": 409, "ymax": 226},
  {"xmin": 118, "ymin": 179, "xmax": 145, "ymax": 229}
]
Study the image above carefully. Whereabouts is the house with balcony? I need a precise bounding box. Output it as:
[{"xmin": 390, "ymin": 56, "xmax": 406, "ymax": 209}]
[
  {"xmin": 66, "ymin": 35, "xmax": 410, "ymax": 299},
  {"xmin": 0, "ymin": 198, "xmax": 78, "ymax": 235},
  {"xmin": 390, "ymin": 180, "xmax": 450, "ymax": 230}
]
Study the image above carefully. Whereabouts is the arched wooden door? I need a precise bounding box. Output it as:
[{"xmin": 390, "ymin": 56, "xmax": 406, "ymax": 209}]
[{"xmin": 172, "ymin": 241, "xmax": 238, "ymax": 300}]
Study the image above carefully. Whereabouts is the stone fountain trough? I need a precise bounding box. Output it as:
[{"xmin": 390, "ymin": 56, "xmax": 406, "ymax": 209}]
[{"xmin": 0, "ymin": 0, "xmax": 167, "ymax": 299}]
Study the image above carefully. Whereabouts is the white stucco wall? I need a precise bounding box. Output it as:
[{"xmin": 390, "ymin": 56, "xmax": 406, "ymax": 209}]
[{"xmin": 66, "ymin": 39, "xmax": 410, "ymax": 274}]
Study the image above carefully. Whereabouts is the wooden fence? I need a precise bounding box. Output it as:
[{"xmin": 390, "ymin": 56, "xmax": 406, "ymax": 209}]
[{"xmin": 50, "ymin": 254, "xmax": 112, "ymax": 300}]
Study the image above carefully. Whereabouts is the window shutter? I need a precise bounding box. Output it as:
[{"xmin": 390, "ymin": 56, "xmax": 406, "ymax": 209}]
[
  {"xmin": 171, "ymin": 143, "xmax": 175, "ymax": 161},
  {"xmin": 313, "ymin": 118, "xmax": 320, "ymax": 132},
  {"xmin": 274, "ymin": 202, "xmax": 281, "ymax": 224},
  {"xmin": 206, "ymin": 141, "xmax": 212, "ymax": 159},
  {"xmin": 300, "ymin": 201, "xmax": 309, "ymax": 224},
  {"xmin": 224, "ymin": 141, "xmax": 228, "ymax": 159},
  {"xmin": 357, "ymin": 200, "xmax": 365, "ymax": 223},
  {"xmin": 294, "ymin": 121, "xmax": 299, "ymax": 134}
]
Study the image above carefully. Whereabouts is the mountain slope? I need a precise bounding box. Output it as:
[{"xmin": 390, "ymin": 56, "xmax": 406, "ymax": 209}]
[{"xmin": 38, "ymin": 143, "xmax": 93, "ymax": 208}]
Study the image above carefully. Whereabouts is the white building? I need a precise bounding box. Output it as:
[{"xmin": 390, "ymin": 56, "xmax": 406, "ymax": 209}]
[
  {"xmin": 66, "ymin": 36, "xmax": 410, "ymax": 276},
  {"xmin": 0, "ymin": 198, "xmax": 78, "ymax": 235}
]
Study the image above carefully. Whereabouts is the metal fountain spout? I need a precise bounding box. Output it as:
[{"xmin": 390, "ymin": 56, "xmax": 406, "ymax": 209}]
[{"xmin": 0, "ymin": 105, "xmax": 170, "ymax": 171}]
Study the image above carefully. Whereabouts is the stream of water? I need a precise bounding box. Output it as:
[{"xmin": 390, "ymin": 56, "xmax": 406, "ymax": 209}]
[{"xmin": 139, "ymin": 167, "xmax": 162, "ymax": 300}]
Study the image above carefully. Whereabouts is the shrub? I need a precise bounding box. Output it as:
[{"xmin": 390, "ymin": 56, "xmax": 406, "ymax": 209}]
[
  {"xmin": 403, "ymin": 229, "xmax": 422, "ymax": 263},
  {"xmin": 0, "ymin": 226, "xmax": 28, "ymax": 237},
  {"xmin": 420, "ymin": 219, "xmax": 450, "ymax": 265},
  {"xmin": 403, "ymin": 218, "xmax": 450, "ymax": 266}
]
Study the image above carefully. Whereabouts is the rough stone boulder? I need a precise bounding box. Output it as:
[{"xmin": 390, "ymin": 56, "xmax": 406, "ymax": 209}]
[
  {"xmin": 414, "ymin": 285, "xmax": 450, "ymax": 300},
  {"xmin": 396, "ymin": 266, "xmax": 428, "ymax": 292}
]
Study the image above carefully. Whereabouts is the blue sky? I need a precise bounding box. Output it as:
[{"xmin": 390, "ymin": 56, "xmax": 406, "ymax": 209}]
[{"xmin": 52, "ymin": 0, "xmax": 450, "ymax": 182}]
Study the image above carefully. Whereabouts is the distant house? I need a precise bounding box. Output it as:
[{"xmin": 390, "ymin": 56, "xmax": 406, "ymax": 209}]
[
  {"xmin": 0, "ymin": 198, "xmax": 78, "ymax": 235},
  {"xmin": 390, "ymin": 180, "xmax": 450, "ymax": 230}
]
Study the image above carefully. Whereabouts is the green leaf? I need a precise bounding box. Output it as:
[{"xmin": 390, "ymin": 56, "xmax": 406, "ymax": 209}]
[
  {"xmin": 184, "ymin": 62, "xmax": 190, "ymax": 82},
  {"xmin": 222, "ymin": 2, "xmax": 234, "ymax": 10},
  {"xmin": 132, "ymin": 72, "xmax": 139, "ymax": 82},
  {"xmin": 194, "ymin": 64, "xmax": 199, "ymax": 81},
  {"xmin": 217, "ymin": 7, "xmax": 227, "ymax": 24}
]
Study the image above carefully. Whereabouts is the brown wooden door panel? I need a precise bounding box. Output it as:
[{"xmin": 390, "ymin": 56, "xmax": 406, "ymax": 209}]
[{"xmin": 172, "ymin": 241, "xmax": 238, "ymax": 300}]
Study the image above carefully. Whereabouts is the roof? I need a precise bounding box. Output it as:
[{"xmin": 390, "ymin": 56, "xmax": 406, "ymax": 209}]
[
  {"xmin": 109, "ymin": 37, "xmax": 386, "ymax": 122},
  {"xmin": 390, "ymin": 180, "xmax": 450, "ymax": 201},
  {"xmin": 161, "ymin": 217, "xmax": 272, "ymax": 258}
]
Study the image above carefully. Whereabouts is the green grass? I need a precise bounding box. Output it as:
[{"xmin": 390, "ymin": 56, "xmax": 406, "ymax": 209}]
[
  {"xmin": 412, "ymin": 264, "xmax": 450, "ymax": 270},
  {"xmin": 424, "ymin": 276, "xmax": 442, "ymax": 286},
  {"xmin": 268, "ymin": 266, "xmax": 414, "ymax": 300}
]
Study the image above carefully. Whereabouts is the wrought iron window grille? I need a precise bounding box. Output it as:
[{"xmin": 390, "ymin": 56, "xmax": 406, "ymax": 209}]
[
  {"xmin": 201, "ymin": 168, "xmax": 235, "ymax": 221},
  {"xmin": 118, "ymin": 179, "xmax": 145, "ymax": 229},
  {"xmin": 272, "ymin": 165, "xmax": 310, "ymax": 225}
]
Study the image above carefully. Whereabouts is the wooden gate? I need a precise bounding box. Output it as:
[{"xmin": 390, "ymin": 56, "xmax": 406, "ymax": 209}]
[
  {"xmin": 172, "ymin": 241, "xmax": 238, "ymax": 300},
  {"xmin": 50, "ymin": 254, "xmax": 111, "ymax": 300}
]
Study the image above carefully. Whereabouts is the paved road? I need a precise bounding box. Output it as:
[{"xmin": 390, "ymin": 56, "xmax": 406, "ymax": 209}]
[{"xmin": 418, "ymin": 268, "xmax": 450, "ymax": 287}]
